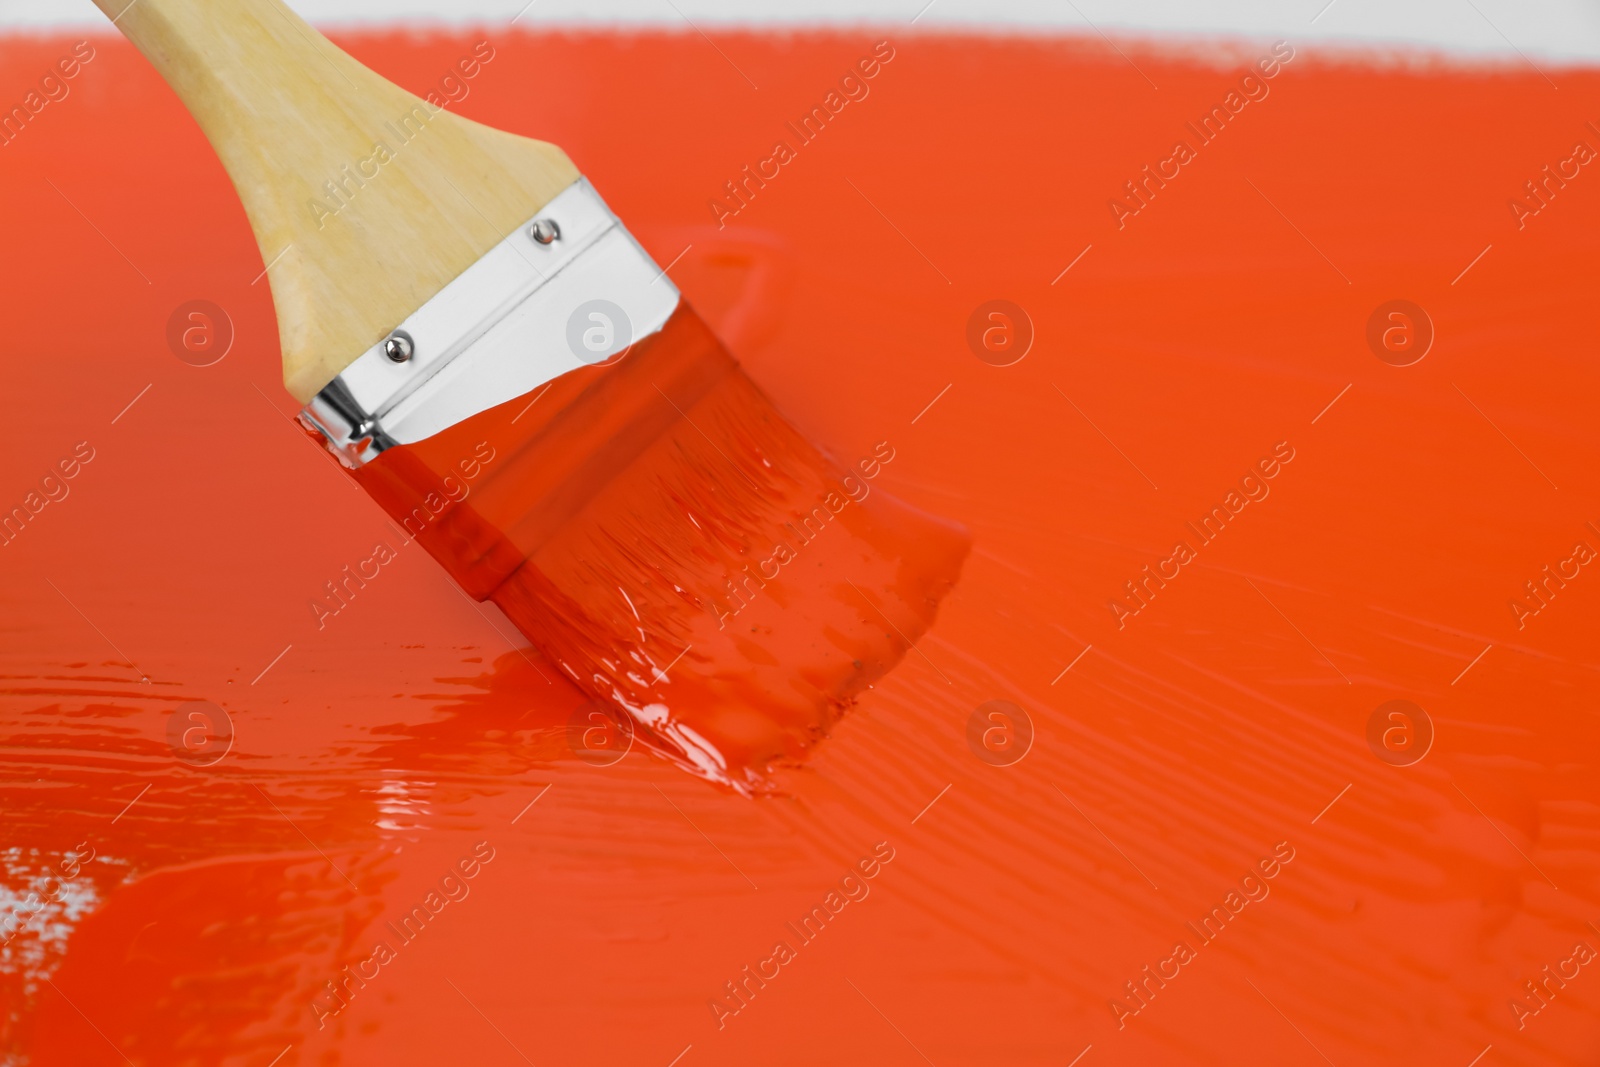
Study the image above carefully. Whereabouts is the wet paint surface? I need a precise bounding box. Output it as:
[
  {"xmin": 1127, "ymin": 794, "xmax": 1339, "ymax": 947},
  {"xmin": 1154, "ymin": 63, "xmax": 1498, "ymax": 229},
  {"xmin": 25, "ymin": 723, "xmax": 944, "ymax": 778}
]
[
  {"xmin": 354, "ymin": 301, "xmax": 969, "ymax": 794},
  {"xmin": 2, "ymin": 28, "xmax": 1599, "ymax": 1067}
]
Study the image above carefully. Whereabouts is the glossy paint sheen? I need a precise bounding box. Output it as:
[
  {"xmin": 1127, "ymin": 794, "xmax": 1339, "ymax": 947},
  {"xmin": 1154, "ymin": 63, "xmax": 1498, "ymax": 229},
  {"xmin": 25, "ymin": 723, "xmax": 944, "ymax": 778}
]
[{"xmin": 1, "ymin": 29, "xmax": 1598, "ymax": 1067}]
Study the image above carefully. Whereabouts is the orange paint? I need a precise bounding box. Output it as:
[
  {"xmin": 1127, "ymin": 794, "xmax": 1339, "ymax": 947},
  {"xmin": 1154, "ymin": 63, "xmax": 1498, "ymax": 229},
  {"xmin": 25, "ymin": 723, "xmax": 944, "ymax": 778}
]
[
  {"xmin": 3, "ymin": 28, "xmax": 1600, "ymax": 1067},
  {"xmin": 354, "ymin": 302, "xmax": 969, "ymax": 792}
]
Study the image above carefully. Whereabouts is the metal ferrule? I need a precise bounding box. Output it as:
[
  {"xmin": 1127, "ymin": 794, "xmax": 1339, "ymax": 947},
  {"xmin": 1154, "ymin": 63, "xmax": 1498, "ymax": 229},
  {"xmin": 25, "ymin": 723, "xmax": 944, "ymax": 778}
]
[{"xmin": 298, "ymin": 178, "xmax": 681, "ymax": 468}]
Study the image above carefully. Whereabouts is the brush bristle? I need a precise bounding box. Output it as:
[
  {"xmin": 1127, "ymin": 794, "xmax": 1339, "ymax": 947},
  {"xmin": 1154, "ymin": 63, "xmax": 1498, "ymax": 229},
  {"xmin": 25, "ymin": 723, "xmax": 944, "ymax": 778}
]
[{"xmin": 352, "ymin": 305, "xmax": 969, "ymax": 792}]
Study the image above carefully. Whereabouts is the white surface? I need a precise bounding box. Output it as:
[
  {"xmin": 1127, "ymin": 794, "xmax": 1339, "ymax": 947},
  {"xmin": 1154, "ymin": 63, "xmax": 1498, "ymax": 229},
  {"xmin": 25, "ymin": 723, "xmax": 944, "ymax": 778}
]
[{"xmin": 3, "ymin": 0, "xmax": 1597, "ymax": 63}]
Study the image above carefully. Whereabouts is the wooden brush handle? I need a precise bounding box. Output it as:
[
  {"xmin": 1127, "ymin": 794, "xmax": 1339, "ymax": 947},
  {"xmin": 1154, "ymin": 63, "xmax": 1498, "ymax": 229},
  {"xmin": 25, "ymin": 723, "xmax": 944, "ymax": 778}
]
[{"xmin": 92, "ymin": 0, "xmax": 579, "ymax": 402}]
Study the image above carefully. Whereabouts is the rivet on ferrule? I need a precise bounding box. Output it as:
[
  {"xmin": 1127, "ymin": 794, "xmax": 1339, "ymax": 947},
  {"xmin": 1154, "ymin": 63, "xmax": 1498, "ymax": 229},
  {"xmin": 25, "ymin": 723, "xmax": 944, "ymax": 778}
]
[
  {"xmin": 529, "ymin": 218, "xmax": 561, "ymax": 245},
  {"xmin": 383, "ymin": 330, "xmax": 414, "ymax": 364}
]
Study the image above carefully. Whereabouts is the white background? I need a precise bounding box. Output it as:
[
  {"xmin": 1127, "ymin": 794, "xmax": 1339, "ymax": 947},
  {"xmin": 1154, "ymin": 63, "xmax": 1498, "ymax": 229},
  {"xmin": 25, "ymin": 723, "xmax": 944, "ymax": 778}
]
[{"xmin": 2, "ymin": 0, "xmax": 1598, "ymax": 63}]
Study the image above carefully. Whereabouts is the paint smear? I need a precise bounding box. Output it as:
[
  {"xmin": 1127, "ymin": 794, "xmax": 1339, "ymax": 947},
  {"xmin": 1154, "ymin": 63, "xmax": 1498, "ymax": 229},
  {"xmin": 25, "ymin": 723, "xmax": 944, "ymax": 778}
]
[{"xmin": 2, "ymin": 28, "xmax": 1599, "ymax": 1067}]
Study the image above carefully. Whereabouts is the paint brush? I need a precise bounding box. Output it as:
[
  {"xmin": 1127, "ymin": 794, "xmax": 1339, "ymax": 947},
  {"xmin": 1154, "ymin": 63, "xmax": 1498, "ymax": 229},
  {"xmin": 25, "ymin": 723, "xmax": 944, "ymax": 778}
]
[{"xmin": 94, "ymin": 0, "xmax": 969, "ymax": 792}]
